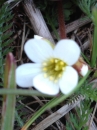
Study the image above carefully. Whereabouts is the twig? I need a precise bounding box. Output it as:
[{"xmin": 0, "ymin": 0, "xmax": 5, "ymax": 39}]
[{"xmin": 23, "ymin": 0, "xmax": 55, "ymax": 44}]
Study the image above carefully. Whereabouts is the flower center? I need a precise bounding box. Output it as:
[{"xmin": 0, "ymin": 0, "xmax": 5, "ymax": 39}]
[{"xmin": 42, "ymin": 58, "xmax": 67, "ymax": 82}]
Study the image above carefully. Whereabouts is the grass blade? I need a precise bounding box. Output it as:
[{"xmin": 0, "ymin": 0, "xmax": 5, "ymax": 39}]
[{"xmin": 1, "ymin": 53, "xmax": 16, "ymax": 130}]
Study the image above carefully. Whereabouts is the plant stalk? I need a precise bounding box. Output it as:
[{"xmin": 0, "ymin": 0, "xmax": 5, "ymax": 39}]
[{"xmin": 91, "ymin": 26, "xmax": 97, "ymax": 67}]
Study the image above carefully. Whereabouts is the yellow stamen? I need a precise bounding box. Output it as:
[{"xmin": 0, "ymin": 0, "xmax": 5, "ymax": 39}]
[
  {"xmin": 49, "ymin": 76, "xmax": 54, "ymax": 80},
  {"xmin": 42, "ymin": 58, "xmax": 67, "ymax": 83},
  {"xmin": 58, "ymin": 74, "xmax": 62, "ymax": 78},
  {"xmin": 55, "ymin": 65, "xmax": 59, "ymax": 71},
  {"xmin": 50, "ymin": 59, "xmax": 54, "ymax": 63},
  {"xmin": 55, "ymin": 59, "xmax": 58, "ymax": 63},
  {"xmin": 60, "ymin": 61, "xmax": 64, "ymax": 65},
  {"xmin": 43, "ymin": 68, "xmax": 47, "ymax": 71}
]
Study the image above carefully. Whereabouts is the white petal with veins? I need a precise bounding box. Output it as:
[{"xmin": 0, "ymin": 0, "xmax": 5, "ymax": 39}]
[
  {"xmin": 33, "ymin": 73, "xmax": 59, "ymax": 95},
  {"xmin": 16, "ymin": 63, "xmax": 41, "ymax": 87},
  {"xmin": 59, "ymin": 66, "xmax": 78, "ymax": 94},
  {"xmin": 24, "ymin": 39, "xmax": 53, "ymax": 63},
  {"xmin": 54, "ymin": 39, "xmax": 80, "ymax": 65}
]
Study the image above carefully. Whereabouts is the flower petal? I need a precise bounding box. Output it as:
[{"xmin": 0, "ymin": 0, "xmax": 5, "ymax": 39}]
[
  {"xmin": 59, "ymin": 66, "xmax": 78, "ymax": 94},
  {"xmin": 33, "ymin": 74, "xmax": 59, "ymax": 95},
  {"xmin": 24, "ymin": 39, "xmax": 53, "ymax": 63},
  {"xmin": 34, "ymin": 35, "xmax": 55, "ymax": 48},
  {"xmin": 16, "ymin": 63, "xmax": 41, "ymax": 87},
  {"xmin": 54, "ymin": 39, "xmax": 80, "ymax": 65}
]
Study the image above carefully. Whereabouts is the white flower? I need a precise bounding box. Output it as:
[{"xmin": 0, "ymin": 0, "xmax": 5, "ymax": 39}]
[{"xmin": 16, "ymin": 38, "xmax": 81, "ymax": 95}]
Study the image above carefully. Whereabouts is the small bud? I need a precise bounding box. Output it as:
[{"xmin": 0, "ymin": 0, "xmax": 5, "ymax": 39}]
[{"xmin": 73, "ymin": 57, "xmax": 89, "ymax": 76}]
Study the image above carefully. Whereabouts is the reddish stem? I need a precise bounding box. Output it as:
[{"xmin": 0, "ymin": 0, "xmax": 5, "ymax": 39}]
[{"xmin": 57, "ymin": 0, "xmax": 66, "ymax": 39}]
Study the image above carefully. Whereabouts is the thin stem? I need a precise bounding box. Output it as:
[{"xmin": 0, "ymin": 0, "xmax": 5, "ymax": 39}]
[
  {"xmin": 91, "ymin": 26, "xmax": 97, "ymax": 67},
  {"xmin": 57, "ymin": 0, "xmax": 66, "ymax": 39},
  {"xmin": 81, "ymin": 52, "xmax": 90, "ymax": 64},
  {"xmin": 0, "ymin": 89, "xmax": 53, "ymax": 97}
]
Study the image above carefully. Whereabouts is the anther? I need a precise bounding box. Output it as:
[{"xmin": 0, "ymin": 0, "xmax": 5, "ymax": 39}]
[
  {"xmin": 43, "ymin": 68, "xmax": 47, "ymax": 71},
  {"xmin": 58, "ymin": 74, "xmax": 62, "ymax": 78},
  {"xmin": 55, "ymin": 59, "xmax": 58, "ymax": 63},
  {"xmin": 55, "ymin": 65, "xmax": 59, "ymax": 71},
  {"xmin": 60, "ymin": 61, "xmax": 64, "ymax": 65},
  {"xmin": 50, "ymin": 59, "xmax": 54, "ymax": 63},
  {"xmin": 49, "ymin": 76, "xmax": 54, "ymax": 80},
  {"xmin": 42, "ymin": 58, "xmax": 67, "ymax": 83}
]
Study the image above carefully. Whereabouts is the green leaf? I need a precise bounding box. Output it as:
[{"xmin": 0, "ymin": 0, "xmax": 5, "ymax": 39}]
[
  {"xmin": 79, "ymin": 83, "xmax": 97, "ymax": 101},
  {"xmin": 3, "ymin": 48, "xmax": 13, "ymax": 56},
  {"xmin": 0, "ymin": 4, "xmax": 14, "ymax": 85},
  {"xmin": 2, "ymin": 23, "xmax": 12, "ymax": 33},
  {"xmin": 66, "ymin": 100, "xmax": 92, "ymax": 130},
  {"xmin": 2, "ymin": 39, "xmax": 13, "ymax": 47},
  {"xmin": 1, "ymin": 53, "xmax": 16, "ymax": 130},
  {"xmin": 91, "ymin": 6, "xmax": 97, "ymax": 66},
  {"xmin": 1, "ymin": 32, "xmax": 12, "ymax": 41}
]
